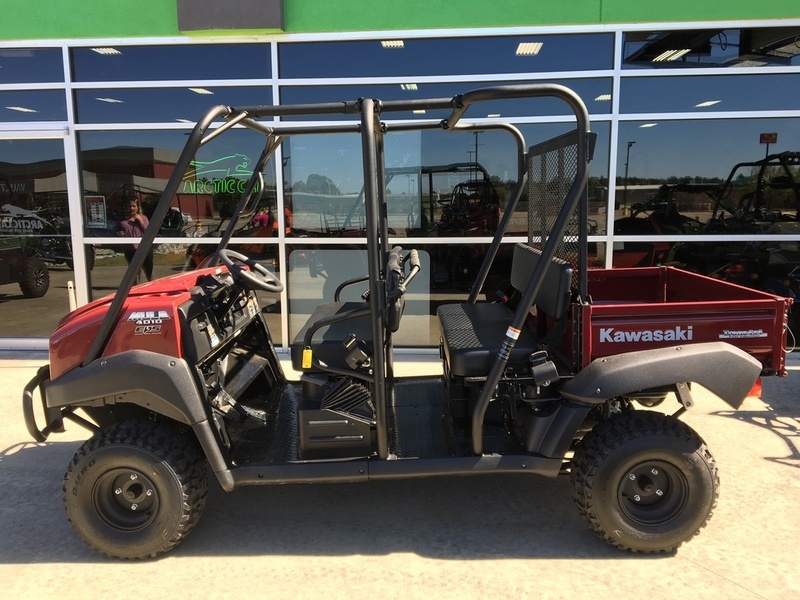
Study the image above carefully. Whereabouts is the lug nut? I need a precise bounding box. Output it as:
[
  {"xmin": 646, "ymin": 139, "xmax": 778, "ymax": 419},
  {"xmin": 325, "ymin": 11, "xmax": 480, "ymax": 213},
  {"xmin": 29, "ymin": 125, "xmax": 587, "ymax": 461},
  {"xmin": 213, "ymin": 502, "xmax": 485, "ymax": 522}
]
[
  {"xmin": 114, "ymin": 488, "xmax": 122, "ymax": 495},
  {"xmin": 628, "ymin": 473, "xmax": 636, "ymax": 481},
  {"xmin": 633, "ymin": 494, "xmax": 641, "ymax": 502},
  {"xmin": 131, "ymin": 503, "xmax": 138, "ymax": 511},
  {"xmin": 146, "ymin": 489, "xmax": 153, "ymax": 497},
  {"xmin": 130, "ymin": 474, "xmax": 138, "ymax": 480},
  {"xmin": 651, "ymin": 468, "xmax": 659, "ymax": 476},
  {"xmin": 656, "ymin": 489, "xmax": 664, "ymax": 496}
]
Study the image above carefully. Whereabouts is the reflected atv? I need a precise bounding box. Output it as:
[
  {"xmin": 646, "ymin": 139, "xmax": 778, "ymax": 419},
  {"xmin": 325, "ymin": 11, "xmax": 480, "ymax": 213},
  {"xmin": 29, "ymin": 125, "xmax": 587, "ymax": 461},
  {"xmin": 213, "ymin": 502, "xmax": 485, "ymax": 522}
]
[
  {"xmin": 22, "ymin": 84, "xmax": 786, "ymax": 560},
  {"xmin": 0, "ymin": 239, "xmax": 49, "ymax": 298}
]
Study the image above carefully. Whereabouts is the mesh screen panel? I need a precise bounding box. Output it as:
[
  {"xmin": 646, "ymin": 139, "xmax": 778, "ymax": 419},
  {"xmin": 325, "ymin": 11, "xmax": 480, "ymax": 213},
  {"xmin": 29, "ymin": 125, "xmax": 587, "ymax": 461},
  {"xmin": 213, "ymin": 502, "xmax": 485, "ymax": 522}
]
[{"xmin": 527, "ymin": 130, "xmax": 585, "ymax": 293}]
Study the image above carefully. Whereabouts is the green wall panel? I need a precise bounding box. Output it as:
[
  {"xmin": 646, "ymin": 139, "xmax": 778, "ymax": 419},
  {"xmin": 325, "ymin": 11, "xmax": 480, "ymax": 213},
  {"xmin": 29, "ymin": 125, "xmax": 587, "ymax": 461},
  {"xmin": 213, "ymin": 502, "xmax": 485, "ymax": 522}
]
[
  {"xmin": 0, "ymin": 0, "xmax": 798, "ymax": 41},
  {"xmin": 0, "ymin": 1, "xmax": 179, "ymax": 40},
  {"xmin": 601, "ymin": 0, "xmax": 800, "ymax": 23},
  {"xmin": 282, "ymin": 1, "xmax": 601, "ymax": 33}
]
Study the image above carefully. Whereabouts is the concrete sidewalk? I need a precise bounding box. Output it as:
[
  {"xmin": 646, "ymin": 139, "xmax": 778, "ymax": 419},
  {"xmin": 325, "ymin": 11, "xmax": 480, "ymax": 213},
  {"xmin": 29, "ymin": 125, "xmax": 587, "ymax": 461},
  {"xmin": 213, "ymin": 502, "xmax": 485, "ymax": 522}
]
[{"xmin": 1, "ymin": 351, "xmax": 798, "ymax": 599}]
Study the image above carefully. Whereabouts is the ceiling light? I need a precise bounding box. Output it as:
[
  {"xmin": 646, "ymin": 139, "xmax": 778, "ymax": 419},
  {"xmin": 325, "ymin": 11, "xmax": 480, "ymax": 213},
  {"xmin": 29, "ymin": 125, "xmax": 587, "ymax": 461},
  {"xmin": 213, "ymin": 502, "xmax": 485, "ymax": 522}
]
[
  {"xmin": 639, "ymin": 123, "xmax": 657, "ymax": 128},
  {"xmin": 95, "ymin": 97, "xmax": 124, "ymax": 103},
  {"xmin": 400, "ymin": 83, "xmax": 418, "ymax": 91},
  {"xmin": 412, "ymin": 109, "xmax": 426, "ymax": 115},
  {"xmin": 5, "ymin": 106, "xmax": 38, "ymax": 113},
  {"xmin": 487, "ymin": 113, "xmax": 501, "ymax": 118},
  {"xmin": 695, "ymin": 100, "xmax": 721, "ymax": 108},
  {"xmin": 90, "ymin": 47, "xmax": 121, "ymax": 55},
  {"xmin": 188, "ymin": 87, "xmax": 214, "ymax": 95},
  {"xmin": 652, "ymin": 48, "xmax": 691, "ymax": 62},
  {"xmin": 594, "ymin": 94, "xmax": 612, "ymax": 101},
  {"xmin": 516, "ymin": 42, "xmax": 543, "ymax": 56},
  {"xmin": 381, "ymin": 40, "xmax": 404, "ymax": 49}
]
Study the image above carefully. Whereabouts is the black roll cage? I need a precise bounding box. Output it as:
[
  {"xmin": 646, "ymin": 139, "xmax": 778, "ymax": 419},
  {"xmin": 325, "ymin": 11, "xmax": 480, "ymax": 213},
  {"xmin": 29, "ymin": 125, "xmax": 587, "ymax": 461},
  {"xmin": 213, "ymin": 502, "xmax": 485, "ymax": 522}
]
[{"xmin": 82, "ymin": 84, "xmax": 591, "ymax": 458}]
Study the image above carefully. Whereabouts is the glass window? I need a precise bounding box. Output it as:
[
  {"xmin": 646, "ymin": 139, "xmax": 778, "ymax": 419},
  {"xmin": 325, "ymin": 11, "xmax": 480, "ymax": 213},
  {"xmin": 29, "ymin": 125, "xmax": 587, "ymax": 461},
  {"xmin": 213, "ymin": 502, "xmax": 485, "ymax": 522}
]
[
  {"xmin": 280, "ymin": 33, "xmax": 614, "ymax": 78},
  {"xmin": 280, "ymin": 78, "xmax": 612, "ymax": 121},
  {"xmin": 0, "ymin": 138, "xmax": 70, "ymax": 337},
  {"xmin": 0, "ymin": 48, "xmax": 64, "ymax": 83},
  {"xmin": 78, "ymin": 129, "xmax": 277, "ymax": 239},
  {"xmin": 71, "ymin": 44, "xmax": 271, "ymax": 82},
  {"xmin": 0, "ymin": 90, "xmax": 67, "ymax": 121},
  {"xmin": 89, "ymin": 242, "xmax": 283, "ymax": 340},
  {"xmin": 621, "ymin": 74, "xmax": 800, "ymax": 113},
  {"xmin": 623, "ymin": 27, "xmax": 800, "ymax": 69},
  {"xmin": 615, "ymin": 118, "xmax": 800, "ymax": 236},
  {"xmin": 287, "ymin": 243, "xmax": 433, "ymax": 346},
  {"xmin": 75, "ymin": 86, "xmax": 273, "ymax": 123}
]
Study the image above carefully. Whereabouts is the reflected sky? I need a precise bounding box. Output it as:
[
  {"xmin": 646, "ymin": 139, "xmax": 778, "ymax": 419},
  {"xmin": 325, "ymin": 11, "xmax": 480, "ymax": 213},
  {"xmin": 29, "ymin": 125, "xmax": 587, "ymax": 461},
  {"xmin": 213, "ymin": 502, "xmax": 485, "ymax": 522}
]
[
  {"xmin": 71, "ymin": 44, "xmax": 271, "ymax": 82},
  {"xmin": 279, "ymin": 34, "xmax": 614, "ymax": 78},
  {"xmin": 618, "ymin": 118, "xmax": 800, "ymax": 180},
  {"xmin": 0, "ymin": 48, "xmax": 64, "ymax": 83},
  {"xmin": 621, "ymin": 74, "xmax": 800, "ymax": 113},
  {"xmin": 75, "ymin": 86, "xmax": 274, "ymax": 123}
]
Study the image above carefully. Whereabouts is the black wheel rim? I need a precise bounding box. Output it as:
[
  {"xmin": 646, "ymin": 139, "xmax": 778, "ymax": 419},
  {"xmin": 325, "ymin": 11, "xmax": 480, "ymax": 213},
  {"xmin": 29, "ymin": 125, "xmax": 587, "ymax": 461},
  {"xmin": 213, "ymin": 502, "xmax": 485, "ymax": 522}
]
[
  {"xmin": 92, "ymin": 468, "xmax": 160, "ymax": 532},
  {"xmin": 618, "ymin": 460, "xmax": 689, "ymax": 526}
]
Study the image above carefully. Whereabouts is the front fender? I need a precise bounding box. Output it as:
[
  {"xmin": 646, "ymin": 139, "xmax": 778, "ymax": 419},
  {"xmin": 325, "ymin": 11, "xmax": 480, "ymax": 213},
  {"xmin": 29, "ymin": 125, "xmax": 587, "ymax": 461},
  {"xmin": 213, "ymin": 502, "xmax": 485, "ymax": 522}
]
[
  {"xmin": 559, "ymin": 342, "xmax": 762, "ymax": 409},
  {"xmin": 45, "ymin": 349, "xmax": 207, "ymax": 425}
]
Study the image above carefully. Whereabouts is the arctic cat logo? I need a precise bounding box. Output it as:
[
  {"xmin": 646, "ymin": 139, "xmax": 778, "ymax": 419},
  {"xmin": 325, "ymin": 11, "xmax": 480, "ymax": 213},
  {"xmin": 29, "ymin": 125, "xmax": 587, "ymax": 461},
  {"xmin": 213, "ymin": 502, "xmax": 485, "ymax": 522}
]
[
  {"xmin": 128, "ymin": 310, "xmax": 171, "ymax": 325},
  {"xmin": 599, "ymin": 326, "xmax": 693, "ymax": 343}
]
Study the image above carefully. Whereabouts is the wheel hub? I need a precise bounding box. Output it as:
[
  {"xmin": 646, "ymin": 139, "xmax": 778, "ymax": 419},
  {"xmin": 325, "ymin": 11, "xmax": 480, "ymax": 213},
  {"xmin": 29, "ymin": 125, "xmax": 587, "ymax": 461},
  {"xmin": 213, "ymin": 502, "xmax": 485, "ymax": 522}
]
[
  {"xmin": 619, "ymin": 460, "xmax": 688, "ymax": 526},
  {"xmin": 93, "ymin": 468, "xmax": 160, "ymax": 531}
]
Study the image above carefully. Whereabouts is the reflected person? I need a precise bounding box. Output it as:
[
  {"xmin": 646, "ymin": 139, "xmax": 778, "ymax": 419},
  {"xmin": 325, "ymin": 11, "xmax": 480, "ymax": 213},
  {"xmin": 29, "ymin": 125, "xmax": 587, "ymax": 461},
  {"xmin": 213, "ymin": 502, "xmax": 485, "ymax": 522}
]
[{"xmin": 114, "ymin": 198, "xmax": 153, "ymax": 282}]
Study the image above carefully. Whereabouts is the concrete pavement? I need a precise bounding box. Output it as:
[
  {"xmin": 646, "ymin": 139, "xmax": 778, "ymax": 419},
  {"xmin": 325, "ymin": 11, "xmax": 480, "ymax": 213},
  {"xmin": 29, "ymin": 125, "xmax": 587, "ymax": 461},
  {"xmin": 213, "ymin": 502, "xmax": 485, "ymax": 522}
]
[{"xmin": 1, "ymin": 351, "xmax": 798, "ymax": 599}]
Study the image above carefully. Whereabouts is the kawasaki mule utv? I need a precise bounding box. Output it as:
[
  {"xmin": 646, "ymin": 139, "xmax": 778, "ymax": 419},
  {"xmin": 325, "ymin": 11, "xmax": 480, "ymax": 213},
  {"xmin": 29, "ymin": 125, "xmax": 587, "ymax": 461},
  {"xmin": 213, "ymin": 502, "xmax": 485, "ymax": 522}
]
[{"xmin": 23, "ymin": 84, "xmax": 789, "ymax": 559}]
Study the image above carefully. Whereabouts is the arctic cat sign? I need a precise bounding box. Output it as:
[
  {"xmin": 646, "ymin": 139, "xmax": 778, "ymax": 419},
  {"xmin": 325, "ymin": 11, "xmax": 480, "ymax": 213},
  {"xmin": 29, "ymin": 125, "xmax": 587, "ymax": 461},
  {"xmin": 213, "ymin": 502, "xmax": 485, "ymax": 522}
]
[
  {"xmin": 599, "ymin": 326, "xmax": 693, "ymax": 343},
  {"xmin": 0, "ymin": 216, "xmax": 46, "ymax": 231}
]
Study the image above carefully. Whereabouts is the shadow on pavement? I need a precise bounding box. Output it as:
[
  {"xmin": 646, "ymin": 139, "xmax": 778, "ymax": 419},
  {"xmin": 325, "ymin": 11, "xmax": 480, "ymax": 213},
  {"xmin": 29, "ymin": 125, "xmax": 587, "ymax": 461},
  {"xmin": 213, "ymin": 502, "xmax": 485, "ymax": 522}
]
[{"xmin": 0, "ymin": 439, "xmax": 655, "ymax": 564}]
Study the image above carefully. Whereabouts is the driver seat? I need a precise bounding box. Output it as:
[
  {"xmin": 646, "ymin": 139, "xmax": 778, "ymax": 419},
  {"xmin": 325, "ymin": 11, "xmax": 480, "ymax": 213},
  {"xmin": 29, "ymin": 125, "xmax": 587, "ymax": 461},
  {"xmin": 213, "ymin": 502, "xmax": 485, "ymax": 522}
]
[{"xmin": 290, "ymin": 247, "xmax": 407, "ymax": 373}]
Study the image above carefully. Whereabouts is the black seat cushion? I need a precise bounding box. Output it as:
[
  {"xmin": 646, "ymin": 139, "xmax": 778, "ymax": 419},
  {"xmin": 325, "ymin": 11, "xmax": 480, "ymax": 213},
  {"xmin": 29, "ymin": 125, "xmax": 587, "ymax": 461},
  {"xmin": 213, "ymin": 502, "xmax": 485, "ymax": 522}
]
[
  {"xmin": 290, "ymin": 301, "xmax": 372, "ymax": 371},
  {"xmin": 437, "ymin": 303, "xmax": 537, "ymax": 377}
]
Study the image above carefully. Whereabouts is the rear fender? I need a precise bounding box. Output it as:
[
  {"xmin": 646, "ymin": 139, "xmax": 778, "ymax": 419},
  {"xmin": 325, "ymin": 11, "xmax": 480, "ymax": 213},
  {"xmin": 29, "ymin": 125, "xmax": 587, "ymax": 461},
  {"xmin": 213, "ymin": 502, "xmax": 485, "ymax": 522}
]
[{"xmin": 559, "ymin": 342, "xmax": 762, "ymax": 409}]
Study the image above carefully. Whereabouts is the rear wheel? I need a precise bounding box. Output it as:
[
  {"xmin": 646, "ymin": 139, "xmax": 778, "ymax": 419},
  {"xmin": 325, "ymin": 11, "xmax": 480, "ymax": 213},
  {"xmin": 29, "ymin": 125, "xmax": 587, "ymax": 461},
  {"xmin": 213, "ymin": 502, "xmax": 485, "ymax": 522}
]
[
  {"xmin": 19, "ymin": 255, "xmax": 49, "ymax": 298},
  {"xmin": 571, "ymin": 411, "xmax": 718, "ymax": 553},
  {"xmin": 63, "ymin": 421, "xmax": 208, "ymax": 559}
]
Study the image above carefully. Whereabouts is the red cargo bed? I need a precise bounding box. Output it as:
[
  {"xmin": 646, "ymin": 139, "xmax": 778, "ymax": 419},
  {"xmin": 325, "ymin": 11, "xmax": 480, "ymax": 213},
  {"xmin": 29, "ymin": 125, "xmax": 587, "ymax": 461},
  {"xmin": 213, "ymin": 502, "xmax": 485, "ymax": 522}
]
[{"xmin": 575, "ymin": 266, "xmax": 791, "ymax": 376}]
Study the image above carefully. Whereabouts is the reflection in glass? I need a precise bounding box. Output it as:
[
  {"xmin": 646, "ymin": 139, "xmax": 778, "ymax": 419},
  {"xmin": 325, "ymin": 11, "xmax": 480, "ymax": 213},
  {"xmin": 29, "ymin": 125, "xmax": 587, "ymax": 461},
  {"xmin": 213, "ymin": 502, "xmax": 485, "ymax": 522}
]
[
  {"xmin": 287, "ymin": 244, "xmax": 434, "ymax": 346},
  {"xmin": 0, "ymin": 90, "xmax": 67, "ymax": 121},
  {"xmin": 75, "ymin": 86, "xmax": 274, "ymax": 124},
  {"xmin": 78, "ymin": 129, "xmax": 277, "ymax": 239},
  {"xmin": 621, "ymin": 74, "xmax": 800, "ymax": 113},
  {"xmin": 280, "ymin": 33, "xmax": 613, "ymax": 78},
  {"xmin": 614, "ymin": 119, "xmax": 800, "ymax": 245},
  {"xmin": 623, "ymin": 27, "xmax": 800, "ymax": 69},
  {"xmin": 0, "ymin": 138, "xmax": 69, "ymax": 336},
  {"xmin": 0, "ymin": 48, "xmax": 64, "ymax": 83},
  {"xmin": 280, "ymin": 78, "xmax": 613, "ymax": 121},
  {"xmin": 71, "ymin": 44, "xmax": 271, "ymax": 81}
]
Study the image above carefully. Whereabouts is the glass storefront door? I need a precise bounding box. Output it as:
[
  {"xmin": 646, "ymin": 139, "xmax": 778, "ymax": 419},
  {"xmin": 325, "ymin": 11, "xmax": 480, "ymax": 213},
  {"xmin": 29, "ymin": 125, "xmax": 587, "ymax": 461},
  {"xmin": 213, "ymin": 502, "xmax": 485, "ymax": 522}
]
[{"xmin": 0, "ymin": 132, "xmax": 82, "ymax": 342}]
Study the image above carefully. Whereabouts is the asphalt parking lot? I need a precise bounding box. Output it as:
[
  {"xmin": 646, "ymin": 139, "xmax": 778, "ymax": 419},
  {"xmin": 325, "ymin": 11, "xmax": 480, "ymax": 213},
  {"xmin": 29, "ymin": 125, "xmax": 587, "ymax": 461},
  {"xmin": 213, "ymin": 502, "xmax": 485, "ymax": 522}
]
[{"xmin": 1, "ymin": 352, "xmax": 798, "ymax": 599}]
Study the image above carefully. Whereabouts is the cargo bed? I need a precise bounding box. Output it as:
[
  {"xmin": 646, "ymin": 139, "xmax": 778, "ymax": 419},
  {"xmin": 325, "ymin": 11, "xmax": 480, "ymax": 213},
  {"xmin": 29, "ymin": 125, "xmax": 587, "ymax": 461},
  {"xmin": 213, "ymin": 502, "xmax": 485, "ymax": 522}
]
[{"xmin": 572, "ymin": 266, "xmax": 791, "ymax": 376}]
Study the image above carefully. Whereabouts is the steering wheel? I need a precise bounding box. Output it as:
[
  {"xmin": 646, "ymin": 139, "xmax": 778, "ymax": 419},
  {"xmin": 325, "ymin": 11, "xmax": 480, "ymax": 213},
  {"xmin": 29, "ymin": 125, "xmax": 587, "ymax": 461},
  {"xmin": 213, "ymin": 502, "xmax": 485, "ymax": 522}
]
[{"xmin": 217, "ymin": 249, "xmax": 284, "ymax": 293}]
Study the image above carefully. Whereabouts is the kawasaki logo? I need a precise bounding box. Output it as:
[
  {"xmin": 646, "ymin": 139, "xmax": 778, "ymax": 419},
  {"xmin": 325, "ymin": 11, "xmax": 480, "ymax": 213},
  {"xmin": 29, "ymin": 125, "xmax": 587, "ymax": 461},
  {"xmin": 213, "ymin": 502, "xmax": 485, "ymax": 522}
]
[{"xmin": 599, "ymin": 326, "xmax": 693, "ymax": 343}]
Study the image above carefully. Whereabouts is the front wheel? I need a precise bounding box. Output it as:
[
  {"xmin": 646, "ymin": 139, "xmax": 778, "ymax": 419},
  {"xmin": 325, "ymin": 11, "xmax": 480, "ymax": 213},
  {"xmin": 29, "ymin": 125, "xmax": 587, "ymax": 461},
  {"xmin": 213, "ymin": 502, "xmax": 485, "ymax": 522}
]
[
  {"xmin": 63, "ymin": 421, "xmax": 208, "ymax": 559},
  {"xmin": 571, "ymin": 411, "xmax": 718, "ymax": 553}
]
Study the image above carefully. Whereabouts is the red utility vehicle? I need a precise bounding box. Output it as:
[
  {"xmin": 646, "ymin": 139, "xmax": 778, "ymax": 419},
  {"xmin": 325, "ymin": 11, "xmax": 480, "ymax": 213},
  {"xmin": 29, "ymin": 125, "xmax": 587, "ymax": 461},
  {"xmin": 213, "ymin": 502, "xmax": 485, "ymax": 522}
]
[{"xmin": 23, "ymin": 84, "xmax": 790, "ymax": 560}]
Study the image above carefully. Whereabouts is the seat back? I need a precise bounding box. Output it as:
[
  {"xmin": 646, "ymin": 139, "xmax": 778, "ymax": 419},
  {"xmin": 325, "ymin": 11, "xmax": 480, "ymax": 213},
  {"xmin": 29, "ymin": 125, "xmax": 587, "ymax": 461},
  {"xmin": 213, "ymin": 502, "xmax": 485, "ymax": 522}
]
[{"xmin": 510, "ymin": 243, "xmax": 573, "ymax": 320}]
